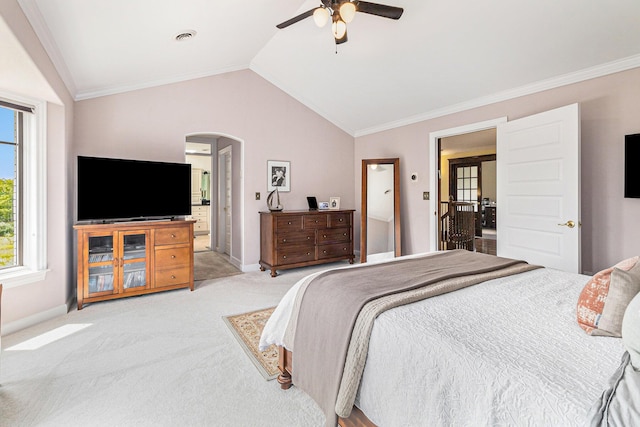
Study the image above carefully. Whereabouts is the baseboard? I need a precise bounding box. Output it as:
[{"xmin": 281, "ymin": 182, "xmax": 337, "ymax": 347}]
[
  {"xmin": 2, "ymin": 303, "xmax": 69, "ymax": 336},
  {"xmin": 240, "ymin": 262, "xmax": 262, "ymax": 273}
]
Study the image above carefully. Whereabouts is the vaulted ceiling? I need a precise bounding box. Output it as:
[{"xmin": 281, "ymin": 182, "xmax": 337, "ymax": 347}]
[{"xmin": 17, "ymin": 0, "xmax": 640, "ymax": 136}]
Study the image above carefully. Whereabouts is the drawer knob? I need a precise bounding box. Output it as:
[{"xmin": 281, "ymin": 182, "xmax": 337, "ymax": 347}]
[
  {"xmin": 343, "ymin": 233, "xmax": 347, "ymax": 236},
  {"xmin": 315, "ymin": 220, "xmax": 319, "ymax": 223},
  {"xmin": 283, "ymin": 255, "xmax": 287, "ymax": 259},
  {"xmin": 323, "ymin": 234, "xmax": 327, "ymax": 238},
  {"xmin": 307, "ymin": 252, "xmax": 311, "ymax": 256},
  {"xmin": 287, "ymin": 221, "xmax": 292, "ymax": 225},
  {"xmin": 323, "ymin": 250, "xmax": 327, "ymax": 254},
  {"xmin": 339, "ymin": 218, "xmax": 344, "ymax": 222},
  {"xmin": 282, "ymin": 239, "xmax": 287, "ymax": 242},
  {"xmin": 307, "ymin": 236, "xmax": 310, "ymax": 240},
  {"xmin": 171, "ymin": 234, "xmax": 176, "ymax": 238},
  {"xmin": 171, "ymin": 275, "xmax": 176, "ymax": 279},
  {"xmin": 171, "ymin": 255, "xmax": 176, "ymax": 259},
  {"xmin": 343, "ymin": 247, "xmax": 347, "ymax": 251}
]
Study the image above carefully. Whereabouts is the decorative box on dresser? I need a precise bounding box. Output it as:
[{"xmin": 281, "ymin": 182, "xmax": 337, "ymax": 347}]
[
  {"xmin": 259, "ymin": 209, "xmax": 355, "ymax": 277},
  {"xmin": 74, "ymin": 219, "xmax": 196, "ymax": 309}
]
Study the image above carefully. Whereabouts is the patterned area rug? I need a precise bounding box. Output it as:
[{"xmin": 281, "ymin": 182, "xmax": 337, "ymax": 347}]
[{"xmin": 223, "ymin": 307, "xmax": 279, "ymax": 380}]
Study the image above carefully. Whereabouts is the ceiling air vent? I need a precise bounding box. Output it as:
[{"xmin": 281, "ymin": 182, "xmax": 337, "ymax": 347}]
[{"xmin": 175, "ymin": 30, "xmax": 197, "ymax": 41}]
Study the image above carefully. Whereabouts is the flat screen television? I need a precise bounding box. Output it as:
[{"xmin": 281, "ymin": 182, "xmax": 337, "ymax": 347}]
[
  {"xmin": 625, "ymin": 134, "xmax": 640, "ymax": 198},
  {"xmin": 77, "ymin": 156, "xmax": 192, "ymax": 222}
]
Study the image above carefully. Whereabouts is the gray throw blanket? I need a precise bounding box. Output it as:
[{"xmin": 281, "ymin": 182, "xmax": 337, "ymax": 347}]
[
  {"xmin": 587, "ymin": 351, "xmax": 640, "ymax": 426},
  {"xmin": 291, "ymin": 250, "xmax": 537, "ymax": 427}
]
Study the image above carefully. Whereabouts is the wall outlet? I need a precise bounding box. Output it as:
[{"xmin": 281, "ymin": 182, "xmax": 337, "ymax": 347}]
[
  {"xmin": 255, "ymin": 192, "xmax": 260, "ymax": 200},
  {"xmin": 423, "ymin": 191, "xmax": 430, "ymax": 200}
]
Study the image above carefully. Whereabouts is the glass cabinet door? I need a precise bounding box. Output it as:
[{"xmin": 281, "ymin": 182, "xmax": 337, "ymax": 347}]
[
  {"xmin": 120, "ymin": 231, "xmax": 149, "ymax": 292},
  {"xmin": 87, "ymin": 234, "xmax": 116, "ymax": 295}
]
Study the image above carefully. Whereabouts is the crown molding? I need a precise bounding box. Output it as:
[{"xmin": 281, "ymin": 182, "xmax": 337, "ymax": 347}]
[
  {"xmin": 354, "ymin": 54, "xmax": 640, "ymax": 138},
  {"xmin": 18, "ymin": 0, "xmax": 78, "ymax": 97},
  {"xmin": 74, "ymin": 65, "xmax": 249, "ymax": 101}
]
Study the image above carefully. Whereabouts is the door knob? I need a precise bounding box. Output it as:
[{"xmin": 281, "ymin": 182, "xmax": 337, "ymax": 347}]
[{"xmin": 557, "ymin": 220, "xmax": 575, "ymax": 228}]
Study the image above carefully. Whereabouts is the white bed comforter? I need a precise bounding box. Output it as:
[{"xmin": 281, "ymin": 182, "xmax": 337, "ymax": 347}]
[{"xmin": 260, "ymin": 259, "xmax": 626, "ymax": 427}]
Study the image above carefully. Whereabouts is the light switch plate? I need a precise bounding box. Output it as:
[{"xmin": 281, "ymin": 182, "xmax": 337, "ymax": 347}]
[
  {"xmin": 255, "ymin": 192, "xmax": 260, "ymax": 200},
  {"xmin": 423, "ymin": 191, "xmax": 430, "ymax": 200}
]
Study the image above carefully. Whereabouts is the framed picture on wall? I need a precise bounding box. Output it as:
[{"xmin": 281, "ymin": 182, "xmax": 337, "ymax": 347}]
[
  {"xmin": 267, "ymin": 160, "xmax": 291, "ymax": 192},
  {"xmin": 329, "ymin": 197, "xmax": 340, "ymax": 210}
]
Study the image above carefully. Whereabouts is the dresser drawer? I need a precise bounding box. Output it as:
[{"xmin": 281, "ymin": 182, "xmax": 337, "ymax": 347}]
[
  {"xmin": 318, "ymin": 243, "xmax": 352, "ymax": 259},
  {"xmin": 303, "ymin": 215, "xmax": 328, "ymax": 229},
  {"xmin": 276, "ymin": 230, "xmax": 315, "ymax": 246},
  {"xmin": 192, "ymin": 205, "xmax": 208, "ymax": 214},
  {"xmin": 318, "ymin": 228, "xmax": 350, "ymax": 244},
  {"xmin": 155, "ymin": 227, "xmax": 190, "ymax": 245},
  {"xmin": 155, "ymin": 266, "xmax": 191, "ymax": 287},
  {"xmin": 278, "ymin": 245, "xmax": 316, "ymax": 264},
  {"xmin": 276, "ymin": 215, "xmax": 303, "ymax": 231},
  {"xmin": 194, "ymin": 222, "xmax": 208, "ymax": 232},
  {"xmin": 328, "ymin": 212, "xmax": 351, "ymax": 228},
  {"xmin": 155, "ymin": 246, "xmax": 191, "ymax": 267},
  {"xmin": 192, "ymin": 210, "xmax": 208, "ymax": 220}
]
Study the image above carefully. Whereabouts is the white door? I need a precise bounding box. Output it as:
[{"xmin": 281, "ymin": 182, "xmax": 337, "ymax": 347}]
[
  {"xmin": 496, "ymin": 103, "xmax": 580, "ymax": 273},
  {"xmin": 191, "ymin": 168, "xmax": 202, "ymax": 204},
  {"xmin": 224, "ymin": 151, "xmax": 232, "ymax": 255},
  {"xmin": 217, "ymin": 146, "xmax": 232, "ymax": 256}
]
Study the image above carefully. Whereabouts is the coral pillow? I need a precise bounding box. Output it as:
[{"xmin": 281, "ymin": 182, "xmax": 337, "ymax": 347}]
[{"xmin": 576, "ymin": 256, "xmax": 639, "ymax": 336}]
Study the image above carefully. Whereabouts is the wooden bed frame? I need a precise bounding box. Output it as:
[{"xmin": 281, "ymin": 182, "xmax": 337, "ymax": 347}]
[{"xmin": 277, "ymin": 346, "xmax": 376, "ymax": 427}]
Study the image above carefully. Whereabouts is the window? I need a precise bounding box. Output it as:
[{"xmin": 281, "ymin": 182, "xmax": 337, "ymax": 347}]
[
  {"xmin": 455, "ymin": 165, "xmax": 478, "ymax": 204},
  {"xmin": 0, "ymin": 105, "xmax": 21, "ymax": 269},
  {"xmin": 0, "ymin": 94, "xmax": 47, "ymax": 288}
]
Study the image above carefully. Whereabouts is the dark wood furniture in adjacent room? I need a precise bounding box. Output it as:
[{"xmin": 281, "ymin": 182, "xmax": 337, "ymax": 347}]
[
  {"xmin": 259, "ymin": 209, "xmax": 355, "ymax": 277},
  {"xmin": 483, "ymin": 205, "xmax": 497, "ymax": 229},
  {"xmin": 74, "ymin": 219, "xmax": 195, "ymax": 309}
]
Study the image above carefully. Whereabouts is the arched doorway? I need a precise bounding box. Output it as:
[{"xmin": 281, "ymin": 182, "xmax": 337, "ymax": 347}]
[{"xmin": 185, "ymin": 133, "xmax": 244, "ymax": 270}]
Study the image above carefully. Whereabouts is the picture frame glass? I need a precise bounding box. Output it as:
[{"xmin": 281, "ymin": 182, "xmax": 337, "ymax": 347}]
[
  {"xmin": 267, "ymin": 160, "xmax": 291, "ymax": 192},
  {"xmin": 329, "ymin": 197, "xmax": 340, "ymax": 210}
]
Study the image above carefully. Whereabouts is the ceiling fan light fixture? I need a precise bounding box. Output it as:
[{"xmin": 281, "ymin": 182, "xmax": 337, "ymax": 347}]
[
  {"xmin": 313, "ymin": 7, "xmax": 330, "ymax": 27},
  {"xmin": 332, "ymin": 17, "xmax": 347, "ymax": 39},
  {"xmin": 340, "ymin": 2, "xmax": 357, "ymax": 23}
]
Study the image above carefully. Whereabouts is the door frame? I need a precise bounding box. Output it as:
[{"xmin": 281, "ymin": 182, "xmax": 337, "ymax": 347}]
[
  {"xmin": 448, "ymin": 154, "xmax": 496, "ymax": 237},
  {"xmin": 186, "ymin": 132, "xmax": 245, "ymax": 271},
  {"xmin": 428, "ymin": 117, "xmax": 507, "ymax": 252}
]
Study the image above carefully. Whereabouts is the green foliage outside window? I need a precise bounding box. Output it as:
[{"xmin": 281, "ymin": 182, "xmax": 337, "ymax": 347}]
[{"xmin": 0, "ymin": 178, "xmax": 15, "ymax": 266}]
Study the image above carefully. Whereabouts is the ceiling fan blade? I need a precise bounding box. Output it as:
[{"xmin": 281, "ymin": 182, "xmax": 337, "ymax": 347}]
[
  {"xmin": 356, "ymin": 1, "xmax": 404, "ymax": 20},
  {"xmin": 276, "ymin": 8, "xmax": 316, "ymax": 29}
]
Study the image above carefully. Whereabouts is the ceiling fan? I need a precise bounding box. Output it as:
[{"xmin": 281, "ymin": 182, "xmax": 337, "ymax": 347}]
[{"xmin": 276, "ymin": 0, "xmax": 404, "ymax": 45}]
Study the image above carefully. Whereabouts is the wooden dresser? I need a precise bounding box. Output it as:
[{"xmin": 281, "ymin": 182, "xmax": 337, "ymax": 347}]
[{"xmin": 259, "ymin": 209, "xmax": 355, "ymax": 277}]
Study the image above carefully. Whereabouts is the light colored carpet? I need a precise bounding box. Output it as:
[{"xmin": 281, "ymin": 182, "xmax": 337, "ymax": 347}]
[
  {"xmin": 194, "ymin": 250, "xmax": 242, "ymax": 282},
  {"xmin": 223, "ymin": 307, "xmax": 278, "ymax": 380},
  {"xmin": 0, "ymin": 263, "xmax": 350, "ymax": 427}
]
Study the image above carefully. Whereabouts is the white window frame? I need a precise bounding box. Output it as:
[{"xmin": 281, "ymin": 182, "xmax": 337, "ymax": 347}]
[{"xmin": 0, "ymin": 91, "xmax": 48, "ymax": 288}]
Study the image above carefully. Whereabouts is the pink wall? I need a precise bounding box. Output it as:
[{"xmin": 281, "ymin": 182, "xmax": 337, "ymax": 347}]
[
  {"xmin": 73, "ymin": 70, "xmax": 355, "ymax": 268},
  {"xmin": 356, "ymin": 67, "xmax": 640, "ymax": 273},
  {"xmin": 3, "ymin": 0, "xmax": 639, "ymax": 332},
  {"xmin": 0, "ymin": 0, "xmax": 74, "ymax": 331}
]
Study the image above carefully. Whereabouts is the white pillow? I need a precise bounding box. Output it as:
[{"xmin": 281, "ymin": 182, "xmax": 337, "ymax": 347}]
[{"xmin": 622, "ymin": 291, "xmax": 640, "ymax": 370}]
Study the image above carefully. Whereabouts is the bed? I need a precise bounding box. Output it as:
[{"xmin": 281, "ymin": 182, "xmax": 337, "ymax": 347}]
[{"xmin": 259, "ymin": 250, "xmax": 637, "ymax": 427}]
